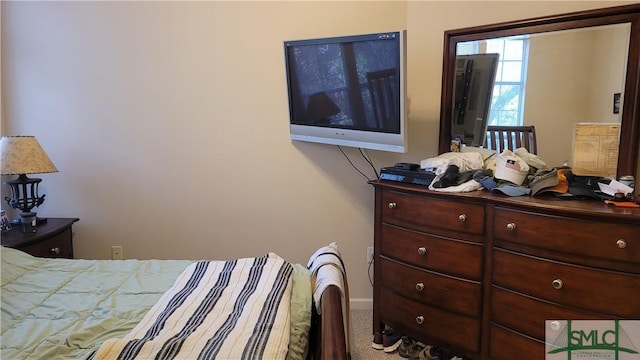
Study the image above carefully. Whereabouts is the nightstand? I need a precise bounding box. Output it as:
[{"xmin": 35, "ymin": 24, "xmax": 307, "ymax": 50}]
[{"xmin": 1, "ymin": 218, "xmax": 79, "ymax": 259}]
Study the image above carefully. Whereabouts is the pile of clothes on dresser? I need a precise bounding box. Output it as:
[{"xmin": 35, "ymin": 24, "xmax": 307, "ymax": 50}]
[{"xmin": 419, "ymin": 147, "xmax": 636, "ymax": 205}]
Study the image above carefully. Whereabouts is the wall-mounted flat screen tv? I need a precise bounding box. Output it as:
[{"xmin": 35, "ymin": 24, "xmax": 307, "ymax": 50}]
[
  {"xmin": 452, "ymin": 53, "xmax": 499, "ymax": 147},
  {"xmin": 284, "ymin": 31, "xmax": 407, "ymax": 153}
]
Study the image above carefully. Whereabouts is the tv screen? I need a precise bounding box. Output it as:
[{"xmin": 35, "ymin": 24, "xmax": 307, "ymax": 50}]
[
  {"xmin": 284, "ymin": 31, "xmax": 407, "ymax": 153},
  {"xmin": 452, "ymin": 53, "xmax": 499, "ymax": 147}
]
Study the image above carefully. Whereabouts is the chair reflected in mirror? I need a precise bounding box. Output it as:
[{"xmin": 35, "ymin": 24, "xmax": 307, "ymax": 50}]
[
  {"xmin": 485, "ymin": 125, "xmax": 537, "ymax": 154},
  {"xmin": 367, "ymin": 68, "xmax": 399, "ymax": 132}
]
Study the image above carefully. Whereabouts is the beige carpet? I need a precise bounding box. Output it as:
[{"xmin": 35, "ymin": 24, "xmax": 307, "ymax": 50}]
[{"xmin": 350, "ymin": 309, "xmax": 400, "ymax": 360}]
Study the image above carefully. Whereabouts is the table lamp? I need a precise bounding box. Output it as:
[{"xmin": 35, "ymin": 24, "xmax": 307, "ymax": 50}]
[{"xmin": 1, "ymin": 136, "xmax": 58, "ymax": 225}]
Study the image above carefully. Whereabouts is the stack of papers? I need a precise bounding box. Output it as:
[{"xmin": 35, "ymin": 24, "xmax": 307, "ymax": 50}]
[{"xmin": 598, "ymin": 179, "xmax": 634, "ymax": 196}]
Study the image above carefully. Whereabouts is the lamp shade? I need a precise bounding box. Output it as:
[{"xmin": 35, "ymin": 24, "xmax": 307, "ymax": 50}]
[{"xmin": 1, "ymin": 136, "xmax": 58, "ymax": 175}]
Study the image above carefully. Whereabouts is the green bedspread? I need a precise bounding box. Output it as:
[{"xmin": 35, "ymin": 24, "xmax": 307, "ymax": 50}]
[
  {"xmin": 0, "ymin": 247, "xmax": 311, "ymax": 360},
  {"xmin": 1, "ymin": 246, "xmax": 192, "ymax": 359}
]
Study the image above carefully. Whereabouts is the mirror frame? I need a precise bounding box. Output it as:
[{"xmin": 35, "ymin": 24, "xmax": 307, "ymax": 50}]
[{"xmin": 438, "ymin": 4, "xmax": 640, "ymax": 178}]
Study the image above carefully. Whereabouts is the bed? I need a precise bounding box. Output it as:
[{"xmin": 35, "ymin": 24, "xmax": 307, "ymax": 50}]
[{"xmin": 0, "ymin": 244, "xmax": 349, "ymax": 360}]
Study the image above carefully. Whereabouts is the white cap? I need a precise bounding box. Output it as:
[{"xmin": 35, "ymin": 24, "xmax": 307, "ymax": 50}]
[{"xmin": 494, "ymin": 150, "xmax": 530, "ymax": 185}]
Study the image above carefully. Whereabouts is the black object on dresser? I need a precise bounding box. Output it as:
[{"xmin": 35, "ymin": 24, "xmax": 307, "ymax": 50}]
[{"xmin": 1, "ymin": 218, "xmax": 79, "ymax": 259}]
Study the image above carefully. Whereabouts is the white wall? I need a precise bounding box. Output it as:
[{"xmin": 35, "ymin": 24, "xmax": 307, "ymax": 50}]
[
  {"xmin": 524, "ymin": 25, "xmax": 629, "ymax": 168},
  {"xmin": 589, "ymin": 25, "xmax": 629, "ymax": 122},
  {"xmin": 1, "ymin": 1, "xmax": 635, "ymax": 304}
]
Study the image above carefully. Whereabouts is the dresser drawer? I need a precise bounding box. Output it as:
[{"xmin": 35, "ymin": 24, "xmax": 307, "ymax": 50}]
[
  {"xmin": 493, "ymin": 207, "xmax": 640, "ymax": 264},
  {"xmin": 492, "ymin": 249, "xmax": 640, "ymax": 317},
  {"xmin": 379, "ymin": 257, "xmax": 482, "ymax": 317},
  {"xmin": 381, "ymin": 190, "xmax": 485, "ymax": 236},
  {"xmin": 489, "ymin": 323, "xmax": 544, "ymax": 360},
  {"xmin": 490, "ymin": 286, "xmax": 611, "ymax": 341},
  {"xmin": 379, "ymin": 287, "xmax": 480, "ymax": 353},
  {"xmin": 16, "ymin": 227, "xmax": 73, "ymax": 258},
  {"xmin": 380, "ymin": 224, "xmax": 483, "ymax": 280}
]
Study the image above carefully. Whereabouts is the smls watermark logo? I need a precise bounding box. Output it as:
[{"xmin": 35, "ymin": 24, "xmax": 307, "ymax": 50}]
[{"xmin": 546, "ymin": 320, "xmax": 640, "ymax": 360}]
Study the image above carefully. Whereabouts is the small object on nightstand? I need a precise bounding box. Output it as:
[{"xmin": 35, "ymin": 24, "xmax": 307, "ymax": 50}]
[
  {"xmin": 1, "ymin": 210, "xmax": 11, "ymax": 232},
  {"xmin": 20, "ymin": 212, "xmax": 37, "ymax": 233}
]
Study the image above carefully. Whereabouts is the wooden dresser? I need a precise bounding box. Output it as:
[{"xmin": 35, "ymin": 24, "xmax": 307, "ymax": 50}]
[{"xmin": 370, "ymin": 180, "xmax": 640, "ymax": 360}]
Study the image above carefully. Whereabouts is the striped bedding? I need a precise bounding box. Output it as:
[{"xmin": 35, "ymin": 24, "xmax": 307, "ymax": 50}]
[{"xmin": 90, "ymin": 253, "xmax": 293, "ymax": 360}]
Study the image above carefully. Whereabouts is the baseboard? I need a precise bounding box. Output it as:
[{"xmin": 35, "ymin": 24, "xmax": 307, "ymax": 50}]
[{"xmin": 349, "ymin": 298, "xmax": 373, "ymax": 310}]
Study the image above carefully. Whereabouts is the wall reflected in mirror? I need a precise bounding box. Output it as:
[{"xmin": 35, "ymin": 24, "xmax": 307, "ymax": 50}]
[{"xmin": 454, "ymin": 23, "xmax": 630, "ymax": 173}]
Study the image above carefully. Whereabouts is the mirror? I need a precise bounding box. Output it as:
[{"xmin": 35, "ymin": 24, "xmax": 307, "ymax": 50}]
[
  {"xmin": 438, "ymin": 4, "xmax": 640, "ymax": 178},
  {"xmin": 455, "ymin": 24, "xmax": 629, "ymax": 170}
]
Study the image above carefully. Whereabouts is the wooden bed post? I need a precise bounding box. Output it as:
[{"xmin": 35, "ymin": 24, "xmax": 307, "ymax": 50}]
[{"xmin": 310, "ymin": 284, "xmax": 349, "ymax": 360}]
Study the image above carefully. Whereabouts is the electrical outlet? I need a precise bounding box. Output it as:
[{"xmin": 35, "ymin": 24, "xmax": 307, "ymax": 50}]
[
  {"xmin": 111, "ymin": 246, "xmax": 123, "ymax": 260},
  {"xmin": 367, "ymin": 247, "xmax": 374, "ymax": 264}
]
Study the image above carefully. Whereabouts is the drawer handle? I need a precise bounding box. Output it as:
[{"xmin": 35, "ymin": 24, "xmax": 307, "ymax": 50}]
[
  {"xmin": 388, "ymin": 202, "xmax": 397, "ymax": 209},
  {"xmin": 416, "ymin": 283, "xmax": 424, "ymax": 292},
  {"xmin": 458, "ymin": 214, "xmax": 467, "ymax": 222},
  {"xmin": 417, "ymin": 247, "xmax": 427, "ymax": 256},
  {"xmin": 50, "ymin": 247, "xmax": 61, "ymax": 255},
  {"xmin": 415, "ymin": 316, "xmax": 424, "ymax": 325},
  {"xmin": 616, "ymin": 239, "xmax": 627, "ymax": 249},
  {"xmin": 552, "ymin": 279, "xmax": 563, "ymax": 290},
  {"xmin": 506, "ymin": 223, "xmax": 516, "ymax": 231}
]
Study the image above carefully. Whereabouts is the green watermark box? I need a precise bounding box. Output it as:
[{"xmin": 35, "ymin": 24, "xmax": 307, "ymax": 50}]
[{"xmin": 546, "ymin": 320, "xmax": 640, "ymax": 360}]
